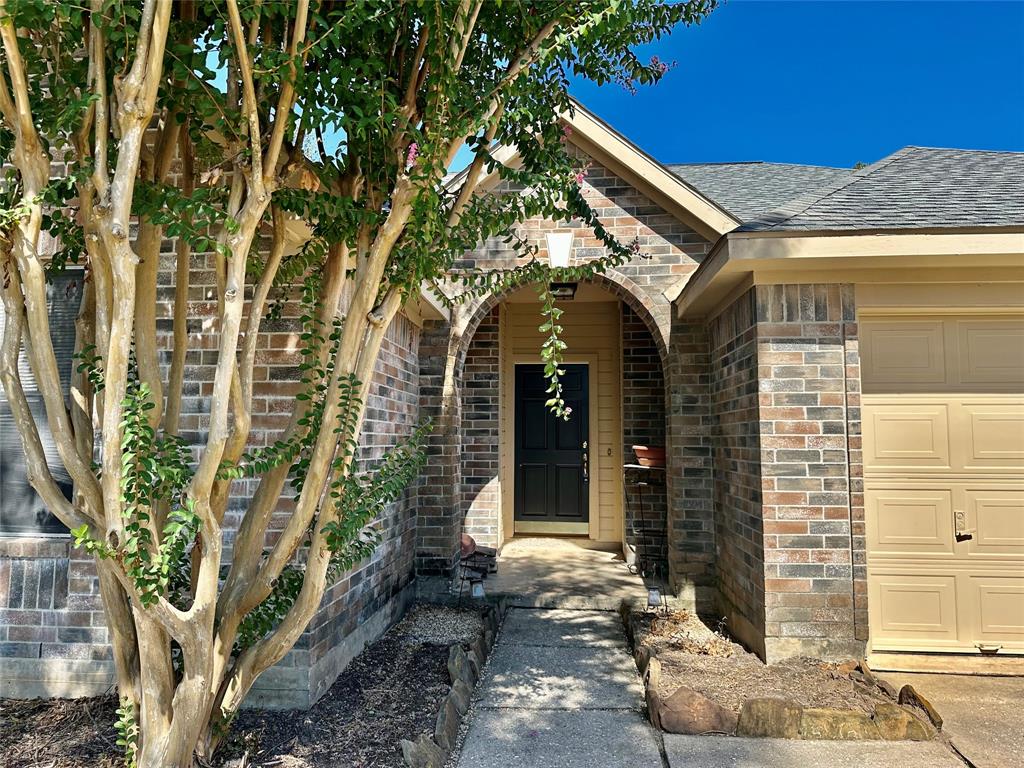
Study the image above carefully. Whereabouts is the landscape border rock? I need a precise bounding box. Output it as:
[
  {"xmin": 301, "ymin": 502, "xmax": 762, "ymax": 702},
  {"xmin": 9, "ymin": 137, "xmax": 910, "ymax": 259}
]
[
  {"xmin": 402, "ymin": 603, "xmax": 506, "ymax": 768},
  {"xmin": 898, "ymin": 683, "xmax": 943, "ymax": 731},
  {"xmin": 625, "ymin": 607, "xmax": 941, "ymax": 743}
]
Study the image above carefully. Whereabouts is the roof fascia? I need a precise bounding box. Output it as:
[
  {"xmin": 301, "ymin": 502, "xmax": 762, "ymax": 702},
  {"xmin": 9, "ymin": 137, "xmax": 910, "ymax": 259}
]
[
  {"xmin": 445, "ymin": 102, "xmax": 740, "ymax": 242},
  {"xmin": 674, "ymin": 230, "xmax": 1024, "ymax": 318},
  {"xmin": 563, "ymin": 103, "xmax": 739, "ymax": 241}
]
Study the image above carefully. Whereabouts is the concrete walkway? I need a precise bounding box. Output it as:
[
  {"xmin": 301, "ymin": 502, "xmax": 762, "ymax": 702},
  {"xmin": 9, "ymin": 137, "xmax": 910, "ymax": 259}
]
[
  {"xmin": 456, "ymin": 607, "xmax": 664, "ymax": 768},
  {"xmin": 482, "ymin": 538, "xmax": 666, "ymax": 611}
]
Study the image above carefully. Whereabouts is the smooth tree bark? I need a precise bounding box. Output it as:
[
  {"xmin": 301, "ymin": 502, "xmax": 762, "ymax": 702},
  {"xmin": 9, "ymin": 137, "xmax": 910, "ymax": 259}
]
[{"xmin": 0, "ymin": 1, "xmax": 716, "ymax": 765}]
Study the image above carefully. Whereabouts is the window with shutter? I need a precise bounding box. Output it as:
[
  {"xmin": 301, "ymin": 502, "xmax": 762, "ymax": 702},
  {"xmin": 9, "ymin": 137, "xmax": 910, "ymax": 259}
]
[{"xmin": 0, "ymin": 270, "xmax": 83, "ymax": 536}]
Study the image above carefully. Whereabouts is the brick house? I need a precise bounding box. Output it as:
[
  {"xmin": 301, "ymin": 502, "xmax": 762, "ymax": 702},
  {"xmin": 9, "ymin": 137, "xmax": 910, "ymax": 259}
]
[{"xmin": 3, "ymin": 102, "xmax": 1023, "ymax": 704}]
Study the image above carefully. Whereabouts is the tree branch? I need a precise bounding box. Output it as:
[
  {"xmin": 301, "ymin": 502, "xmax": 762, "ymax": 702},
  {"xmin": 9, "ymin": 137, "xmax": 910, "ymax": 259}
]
[
  {"xmin": 226, "ymin": 0, "xmax": 264, "ymax": 195},
  {"xmin": 264, "ymin": 0, "xmax": 310, "ymax": 186}
]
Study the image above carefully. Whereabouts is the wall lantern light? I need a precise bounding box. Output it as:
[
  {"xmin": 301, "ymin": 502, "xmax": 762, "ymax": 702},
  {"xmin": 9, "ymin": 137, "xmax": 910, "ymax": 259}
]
[
  {"xmin": 647, "ymin": 586, "xmax": 667, "ymax": 614},
  {"xmin": 546, "ymin": 231, "xmax": 574, "ymax": 268}
]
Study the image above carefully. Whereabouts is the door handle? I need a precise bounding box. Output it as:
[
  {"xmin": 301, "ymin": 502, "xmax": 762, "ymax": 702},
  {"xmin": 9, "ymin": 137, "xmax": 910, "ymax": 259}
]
[
  {"xmin": 582, "ymin": 440, "xmax": 589, "ymax": 482},
  {"xmin": 954, "ymin": 509, "xmax": 974, "ymax": 542}
]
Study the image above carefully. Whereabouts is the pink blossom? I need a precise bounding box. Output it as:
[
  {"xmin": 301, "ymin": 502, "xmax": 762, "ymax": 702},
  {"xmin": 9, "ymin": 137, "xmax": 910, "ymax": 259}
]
[
  {"xmin": 406, "ymin": 142, "xmax": 419, "ymax": 169},
  {"xmin": 562, "ymin": 124, "xmax": 573, "ymax": 137},
  {"xmin": 574, "ymin": 171, "xmax": 586, "ymax": 185},
  {"xmin": 650, "ymin": 55, "xmax": 669, "ymax": 75}
]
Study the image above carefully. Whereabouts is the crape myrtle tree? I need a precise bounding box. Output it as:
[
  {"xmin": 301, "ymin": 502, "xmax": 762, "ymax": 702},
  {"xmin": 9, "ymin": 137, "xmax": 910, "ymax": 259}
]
[{"xmin": 0, "ymin": 0, "xmax": 715, "ymax": 765}]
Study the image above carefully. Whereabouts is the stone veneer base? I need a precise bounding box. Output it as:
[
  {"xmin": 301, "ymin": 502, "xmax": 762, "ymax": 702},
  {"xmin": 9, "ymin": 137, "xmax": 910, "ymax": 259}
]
[{"xmin": 1, "ymin": 581, "xmax": 416, "ymax": 710}]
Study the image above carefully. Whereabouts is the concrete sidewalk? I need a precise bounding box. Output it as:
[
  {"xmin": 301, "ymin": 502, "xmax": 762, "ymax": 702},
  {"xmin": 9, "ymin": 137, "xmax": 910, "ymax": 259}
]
[{"xmin": 456, "ymin": 608, "xmax": 663, "ymax": 768}]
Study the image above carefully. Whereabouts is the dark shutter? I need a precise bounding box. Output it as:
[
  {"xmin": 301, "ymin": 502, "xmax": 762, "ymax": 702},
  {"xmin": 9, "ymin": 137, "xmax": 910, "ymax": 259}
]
[{"xmin": 0, "ymin": 270, "xmax": 83, "ymax": 535}]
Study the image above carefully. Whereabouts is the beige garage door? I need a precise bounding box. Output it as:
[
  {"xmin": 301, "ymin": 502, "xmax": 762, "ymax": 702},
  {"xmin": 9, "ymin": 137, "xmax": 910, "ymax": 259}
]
[{"xmin": 862, "ymin": 313, "xmax": 1024, "ymax": 654}]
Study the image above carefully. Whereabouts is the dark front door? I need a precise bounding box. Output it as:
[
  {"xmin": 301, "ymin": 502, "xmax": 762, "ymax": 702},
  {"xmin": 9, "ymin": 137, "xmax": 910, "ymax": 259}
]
[{"xmin": 514, "ymin": 363, "xmax": 589, "ymax": 525}]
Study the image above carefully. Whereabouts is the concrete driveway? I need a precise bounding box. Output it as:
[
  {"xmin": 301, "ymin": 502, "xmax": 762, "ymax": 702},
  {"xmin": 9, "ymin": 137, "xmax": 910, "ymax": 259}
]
[
  {"xmin": 880, "ymin": 672, "xmax": 1024, "ymax": 768},
  {"xmin": 664, "ymin": 735, "xmax": 964, "ymax": 767}
]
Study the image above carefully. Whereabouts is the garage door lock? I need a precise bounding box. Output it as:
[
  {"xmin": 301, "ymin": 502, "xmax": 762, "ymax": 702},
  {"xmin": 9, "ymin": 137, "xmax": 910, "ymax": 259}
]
[{"xmin": 954, "ymin": 510, "xmax": 974, "ymax": 542}]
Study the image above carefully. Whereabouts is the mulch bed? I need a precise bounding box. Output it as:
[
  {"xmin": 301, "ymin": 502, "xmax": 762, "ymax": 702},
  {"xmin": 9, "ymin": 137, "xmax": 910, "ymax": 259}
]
[
  {"xmin": 1, "ymin": 694, "xmax": 121, "ymax": 768},
  {"xmin": 633, "ymin": 609, "xmax": 891, "ymax": 715},
  {"xmin": 0, "ymin": 604, "xmax": 481, "ymax": 768}
]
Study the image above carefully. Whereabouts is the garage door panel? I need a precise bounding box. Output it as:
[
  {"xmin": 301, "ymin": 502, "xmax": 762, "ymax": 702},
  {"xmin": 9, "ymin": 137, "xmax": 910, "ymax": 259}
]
[
  {"xmin": 862, "ymin": 320, "xmax": 946, "ymax": 390},
  {"xmin": 957, "ymin": 403, "xmax": 1024, "ymax": 472},
  {"xmin": 955, "ymin": 319, "xmax": 1024, "ymax": 388},
  {"xmin": 862, "ymin": 311, "xmax": 1024, "ymax": 656},
  {"xmin": 867, "ymin": 488, "xmax": 954, "ymax": 555},
  {"xmin": 970, "ymin": 577, "xmax": 1024, "ymax": 649},
  {"xmin": 863, "ymin": 403, "xmax": 950, "ymax": 470},
  {"xmin": 869, "ymin": 574, "xmax": 959, "ymax": 646},
  {"xmin": 966, "ymin": 488, "xmax": 1024, "ymax": 557}
]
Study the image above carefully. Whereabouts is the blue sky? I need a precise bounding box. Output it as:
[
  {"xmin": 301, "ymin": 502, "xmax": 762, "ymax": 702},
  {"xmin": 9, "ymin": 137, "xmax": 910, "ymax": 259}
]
[{"xmin": 569, "ymin": 0, "xmax": 1024, "ymax": 169}]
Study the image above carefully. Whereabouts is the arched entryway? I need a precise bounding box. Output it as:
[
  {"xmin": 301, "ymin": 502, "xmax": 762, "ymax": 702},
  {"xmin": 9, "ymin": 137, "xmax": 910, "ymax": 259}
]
[{"xmin": 455, "ymin": 274, "xmax": 670, "ymax": 572}]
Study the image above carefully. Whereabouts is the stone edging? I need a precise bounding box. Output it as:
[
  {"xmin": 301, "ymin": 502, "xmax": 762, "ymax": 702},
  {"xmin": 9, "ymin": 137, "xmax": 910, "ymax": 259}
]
[
  {"xmin": 622, "ymin": 608, "xmax": 942, "ymax": 742},
  {"xmin": 400, "ymin": 602, "xmax": 504, "ymax": 767}
]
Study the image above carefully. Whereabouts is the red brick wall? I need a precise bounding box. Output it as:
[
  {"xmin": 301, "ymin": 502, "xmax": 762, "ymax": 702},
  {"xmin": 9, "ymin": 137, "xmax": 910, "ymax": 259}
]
[
  {"xmin": 415, "ymin": 318, "xmax": 462, "ymax": 576},
  {"xmin": 2, "ymin": 277, "xmax": 424, "ymax": 703},
  {"xmin": 709, "ymin": 288, "xmax": 766, "ymax": 655},
  {"xmin": 754, "ymin": 283, "xmax": 865, "ymax": 661},
  {"xmin": 622, "ymin": 303, "xmax": 668, "ymax": 569},
  {"xmin": 417, "ymin": 141, "xmax": 716, "ymax": 601},
  {"xmin": 666, "ymin": 319, "xmax": 715, "ymax": 608},
  {"xmin": 461, "ymin": 307, "xmax": 501, "ymax": 547}
]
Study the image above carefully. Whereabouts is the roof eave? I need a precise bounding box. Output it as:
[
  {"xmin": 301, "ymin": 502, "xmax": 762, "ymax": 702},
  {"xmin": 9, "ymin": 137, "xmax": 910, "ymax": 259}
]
[
  {"xmin": 562, "ymin": 100, "xmax": 740, "ymax": 241},
  {"xmin": 444, "ymin": 99, "xmax": 741, "ymax": 242},
  {"xmin": 673, "ymin": 228, "xmax": 1024, "ymax": 319}
]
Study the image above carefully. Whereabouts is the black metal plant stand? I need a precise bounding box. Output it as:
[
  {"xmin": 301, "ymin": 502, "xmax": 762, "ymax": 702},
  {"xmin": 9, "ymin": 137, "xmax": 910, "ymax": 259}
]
[{"xmin": 623, "ymin": 463, "xmax": 667, "ymax": 579}]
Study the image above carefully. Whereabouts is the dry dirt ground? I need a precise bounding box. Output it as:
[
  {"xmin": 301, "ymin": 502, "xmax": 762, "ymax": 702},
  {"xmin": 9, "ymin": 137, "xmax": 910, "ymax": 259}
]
[
  {"xmin": 0, "ymin": 604, "xmax": 481, "ymax": 768},
  {"xmin": 633, "ymin": 610, "xmax": 892, "ymax": 714}
]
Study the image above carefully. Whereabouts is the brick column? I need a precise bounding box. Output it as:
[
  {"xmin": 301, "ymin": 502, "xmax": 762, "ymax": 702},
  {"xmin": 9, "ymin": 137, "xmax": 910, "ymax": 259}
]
[
  {"xmin": 415, "ymin": 318, "xmax": 462, "ymax": 577},
  {"xmin": 665, "ymin": 318, "xmax": 715, "ymax": 609},
  {"xmin": 708, "ymin": 289, "xmax": 766, "ymax": 657},
  {"xmin": 622, "ymin": 304, "xmax": 668, "ymax": 567},
  {"xmin": 755, "ymin": 284, "xmax": 865, "ymax": 661},
  {"xmin": 460, "ymin": 307, "xmax": 501, "ymax": 547}
]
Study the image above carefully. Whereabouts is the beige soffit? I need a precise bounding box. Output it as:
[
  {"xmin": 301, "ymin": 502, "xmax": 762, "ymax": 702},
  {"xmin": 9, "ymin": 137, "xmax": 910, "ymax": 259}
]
[
  {"xmin": 673, "ymin": 230, "xmax": 1024, "ymax": 318},
  {"xmin": 444, "ymin": 99, "xmax": 740, "ymax": 242},
  {"xmin": 403, "ymin": 283, "xmax": 450, "ymax": 327}
]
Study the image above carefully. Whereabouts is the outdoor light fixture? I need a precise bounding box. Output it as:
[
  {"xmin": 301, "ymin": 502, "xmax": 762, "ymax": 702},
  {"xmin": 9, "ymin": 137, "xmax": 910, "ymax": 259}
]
[
  {"xmin": 549, "ymin": 282, "xmax": 578, "ymax": 300},
  {"xmin": 647, "ymin": 587, "xmax": 666, "ymax": 614},
  {"xmin": 546, "ymin": 230, "xmax": 574, "ymax": 268},
  {"xmin": 470, "ymin": 580, "xmax": 486, "ymax": 599}
]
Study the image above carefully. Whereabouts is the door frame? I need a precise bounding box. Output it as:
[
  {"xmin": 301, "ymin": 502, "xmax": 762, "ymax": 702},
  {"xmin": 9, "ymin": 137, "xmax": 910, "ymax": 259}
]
[{"xmin": 501, "ymin": 352, "xmax": 602, "ymax": 544}]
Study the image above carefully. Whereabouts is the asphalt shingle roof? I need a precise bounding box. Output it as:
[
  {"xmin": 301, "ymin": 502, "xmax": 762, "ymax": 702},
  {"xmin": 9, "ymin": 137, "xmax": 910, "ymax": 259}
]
[
  {"xmin": 666, "ymin": 161, "xmax": 852, "ymax": 223},
  {"xmin": 737, "ymin": 147, "xmax": 1024, "ymax": 232}
]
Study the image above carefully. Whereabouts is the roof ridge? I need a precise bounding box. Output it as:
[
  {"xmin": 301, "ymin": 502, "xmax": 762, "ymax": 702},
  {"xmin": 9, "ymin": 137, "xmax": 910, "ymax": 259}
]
[
  {"xmin": 901, "ymin": 145, "xmax": 1024, "ymax": 155},
  {"xmin": 668, "ymin": 160, "xmax": 850, "ymax": 171},
  {"xmin": 737, "ymin": 147, "xmax": 918, "ymax": 232}
]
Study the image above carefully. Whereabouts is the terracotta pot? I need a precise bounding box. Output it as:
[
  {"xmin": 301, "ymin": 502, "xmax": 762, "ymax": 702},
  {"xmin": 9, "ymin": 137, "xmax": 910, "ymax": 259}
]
[{"xmin": 633, "ymin": 445, "xmax": 666, "ymax": 467}]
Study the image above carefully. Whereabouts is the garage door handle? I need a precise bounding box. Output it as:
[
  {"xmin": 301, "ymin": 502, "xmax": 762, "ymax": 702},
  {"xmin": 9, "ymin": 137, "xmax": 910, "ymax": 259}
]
[{"xmin": 954, "ymin": 510, "xmax": 974, "ymax": 541}]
